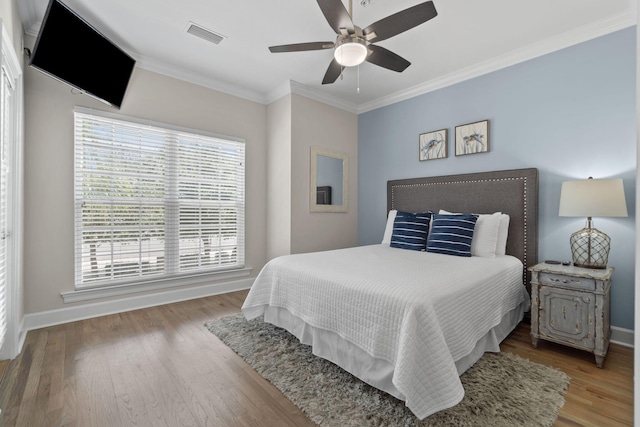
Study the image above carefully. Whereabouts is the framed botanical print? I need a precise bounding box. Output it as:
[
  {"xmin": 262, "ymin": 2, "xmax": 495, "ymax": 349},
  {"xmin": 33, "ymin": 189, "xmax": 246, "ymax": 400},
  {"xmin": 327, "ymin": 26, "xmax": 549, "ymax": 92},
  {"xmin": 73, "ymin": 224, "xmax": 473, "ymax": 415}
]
[
  {"xmin": 455, "ymin": 120, "xmax": 489, "ymax": 156},
  {"xmin": 419, "ymin": 129, "xmax": 447, "ymax": 161}
]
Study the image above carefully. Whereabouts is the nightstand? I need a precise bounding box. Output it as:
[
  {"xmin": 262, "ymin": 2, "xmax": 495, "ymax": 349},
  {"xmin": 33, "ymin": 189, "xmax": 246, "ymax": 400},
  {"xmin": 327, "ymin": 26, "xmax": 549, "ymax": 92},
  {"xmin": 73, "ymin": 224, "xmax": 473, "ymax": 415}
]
[{"xmin": 528, "ymin": 262, "xmax": 613, "ymax": 368}]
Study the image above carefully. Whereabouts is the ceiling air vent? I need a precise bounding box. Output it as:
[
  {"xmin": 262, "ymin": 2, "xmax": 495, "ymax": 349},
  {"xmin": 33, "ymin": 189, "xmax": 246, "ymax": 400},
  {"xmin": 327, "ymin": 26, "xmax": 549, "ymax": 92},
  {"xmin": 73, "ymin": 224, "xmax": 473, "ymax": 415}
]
[{"xmin": 186, "ymin": 22, "xmax": 227, "ymax": 45}]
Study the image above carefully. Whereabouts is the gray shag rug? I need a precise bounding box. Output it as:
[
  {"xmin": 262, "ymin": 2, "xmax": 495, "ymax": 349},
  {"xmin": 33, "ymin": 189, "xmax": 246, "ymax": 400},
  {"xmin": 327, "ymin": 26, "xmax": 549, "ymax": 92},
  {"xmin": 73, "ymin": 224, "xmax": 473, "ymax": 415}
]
[{"xmin": 205, "ymin": 315, "xmax": 569, "ymax": 427}]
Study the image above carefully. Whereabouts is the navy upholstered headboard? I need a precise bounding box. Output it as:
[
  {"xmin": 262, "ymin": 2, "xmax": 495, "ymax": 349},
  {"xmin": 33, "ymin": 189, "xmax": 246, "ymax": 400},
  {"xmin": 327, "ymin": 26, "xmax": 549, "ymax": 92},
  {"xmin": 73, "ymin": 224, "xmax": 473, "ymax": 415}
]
[{"xmin": 387, "ymin": 168, "xmax": 539, "ymax": 285}]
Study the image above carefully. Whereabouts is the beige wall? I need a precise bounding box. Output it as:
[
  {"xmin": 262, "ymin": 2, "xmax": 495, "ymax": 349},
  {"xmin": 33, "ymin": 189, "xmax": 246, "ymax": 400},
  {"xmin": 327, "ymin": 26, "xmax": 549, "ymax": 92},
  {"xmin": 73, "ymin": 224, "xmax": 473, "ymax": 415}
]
[
  {"xmin": 290, "ymin": 93, "xmax": 358, "ymax": 254},
  {"xmin": 266, "ymin": 95, "xmax": 292, "ymax": 260},
  {"xmin": 265, "ymin": 92, "xmax": 358, "ymax": 258},
  {"xmin": 23, "ymin": 35, "xmax": 268, "ymax": 314}
]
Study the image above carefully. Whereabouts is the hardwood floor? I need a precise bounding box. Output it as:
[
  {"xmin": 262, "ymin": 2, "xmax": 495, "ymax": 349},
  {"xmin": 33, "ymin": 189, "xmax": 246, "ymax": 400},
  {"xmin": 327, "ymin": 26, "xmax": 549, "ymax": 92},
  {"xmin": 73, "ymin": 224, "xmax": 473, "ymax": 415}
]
[
  {"xmin": 0, "ymin": 290, "xmax": 632, "ymax": 426},
  {"xmin": 0, "ymin": 360, "xmax": 9, "ymax": 385},
  {"xmin": 502, "ymin": 325, "xmax": 633, "ymax": 426}
]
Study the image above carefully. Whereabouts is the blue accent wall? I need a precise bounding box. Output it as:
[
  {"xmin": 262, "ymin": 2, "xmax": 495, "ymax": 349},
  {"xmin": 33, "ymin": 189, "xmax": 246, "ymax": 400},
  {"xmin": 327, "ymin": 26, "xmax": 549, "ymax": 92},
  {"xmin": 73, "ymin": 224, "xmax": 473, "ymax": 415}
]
[{"xmin": 358, "ymin": 27, "xmax": 636, "ymax": 330}]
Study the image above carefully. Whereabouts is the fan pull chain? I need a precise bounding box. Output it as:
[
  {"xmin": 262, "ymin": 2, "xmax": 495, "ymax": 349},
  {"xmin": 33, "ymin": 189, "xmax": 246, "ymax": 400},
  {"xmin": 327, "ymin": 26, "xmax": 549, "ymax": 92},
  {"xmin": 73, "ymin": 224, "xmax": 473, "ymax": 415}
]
[{"xmin": 357, "ymin": 64, "xmax": 360, "ymax": 94}]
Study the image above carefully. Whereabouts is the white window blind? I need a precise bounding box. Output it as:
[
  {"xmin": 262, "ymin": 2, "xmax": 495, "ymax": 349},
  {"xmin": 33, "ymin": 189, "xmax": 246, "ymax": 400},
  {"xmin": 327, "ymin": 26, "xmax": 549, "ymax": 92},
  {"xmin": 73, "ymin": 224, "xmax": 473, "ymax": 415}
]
[
  {"xmin": 0, "ymin": 67, "xmax": 12, "ymax": 349},
  {"xmin": 74, "ymin": 110, "xmax": 245, "ymax": 289}
]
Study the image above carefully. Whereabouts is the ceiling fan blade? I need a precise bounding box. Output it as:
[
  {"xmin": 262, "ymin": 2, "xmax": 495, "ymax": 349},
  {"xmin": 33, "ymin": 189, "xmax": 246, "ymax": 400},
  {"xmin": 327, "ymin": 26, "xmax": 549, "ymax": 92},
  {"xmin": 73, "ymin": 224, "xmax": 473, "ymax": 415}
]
[
  {"xmin": 322, "ymin": 58, "xmax": 342, "ymax": 84},
  {"xmin": 269, "ymin": 42, "xmax": 335, "ymax": 53},
  {"xmin": 317, "ymin": 0, "xmax": 355, "ymax": 34},
  {"xmin": 366, "ymin": 45, "xmax": 411, "ymax": 72},
  {"xmin": 363, "ymin": 1, "xmax": 437, "ymax": 43}
]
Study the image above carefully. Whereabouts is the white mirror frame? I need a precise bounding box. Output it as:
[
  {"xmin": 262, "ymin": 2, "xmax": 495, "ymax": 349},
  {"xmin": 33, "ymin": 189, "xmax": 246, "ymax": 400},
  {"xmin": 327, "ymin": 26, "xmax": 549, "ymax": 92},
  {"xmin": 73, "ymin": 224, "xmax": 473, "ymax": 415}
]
[{"xmin": 310, "ymin": 146, "xmax": 348, "ymax": 213}]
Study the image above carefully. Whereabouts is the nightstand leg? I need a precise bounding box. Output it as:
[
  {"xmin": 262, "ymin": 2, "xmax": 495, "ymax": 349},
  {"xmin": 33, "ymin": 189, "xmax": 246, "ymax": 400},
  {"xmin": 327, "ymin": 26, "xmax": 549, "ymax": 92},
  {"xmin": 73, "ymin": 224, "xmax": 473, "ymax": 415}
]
[
  {"xmin": 531, "ymin": 336, "xmax": 538, "ymax": 348},
  {"xmin": 595, "ymin": 355, "xmax": 604, "ymax": 368}
]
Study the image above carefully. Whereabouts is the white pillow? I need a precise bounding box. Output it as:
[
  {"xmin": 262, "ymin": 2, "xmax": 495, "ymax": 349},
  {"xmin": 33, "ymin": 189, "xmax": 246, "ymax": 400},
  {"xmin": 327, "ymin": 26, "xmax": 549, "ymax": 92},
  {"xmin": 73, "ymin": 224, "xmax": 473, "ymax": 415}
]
[
  {"xmin": 439, "ymin": 210, "xmax": 502, "ymax": 258},
  {"xmin": 381, "ymin": 209, "xmax": 398, "ymax": 245},
  {"xmin": 495, "ymin": 214, "xmax": 510, "ymax": 256}
]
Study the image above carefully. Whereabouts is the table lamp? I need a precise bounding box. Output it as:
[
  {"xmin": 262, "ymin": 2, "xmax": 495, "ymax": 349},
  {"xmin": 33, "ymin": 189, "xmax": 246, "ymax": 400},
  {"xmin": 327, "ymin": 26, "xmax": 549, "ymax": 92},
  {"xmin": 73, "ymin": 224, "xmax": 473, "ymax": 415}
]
[{"xmin": 558, "ymin": 177, "xmax": 628, "ymax": 269}]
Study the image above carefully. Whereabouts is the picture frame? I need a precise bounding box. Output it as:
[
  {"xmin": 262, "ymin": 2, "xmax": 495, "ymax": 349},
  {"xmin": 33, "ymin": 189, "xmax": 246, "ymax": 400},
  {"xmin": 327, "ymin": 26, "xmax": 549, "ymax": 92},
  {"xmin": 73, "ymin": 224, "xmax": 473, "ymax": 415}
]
[
  {"xmin": 419, "ymin": 129, "xmax": 448, "ymax": 161},
  {"xmin": 455, "ymin": 120, "xmax": 489, "ymax": 156}
]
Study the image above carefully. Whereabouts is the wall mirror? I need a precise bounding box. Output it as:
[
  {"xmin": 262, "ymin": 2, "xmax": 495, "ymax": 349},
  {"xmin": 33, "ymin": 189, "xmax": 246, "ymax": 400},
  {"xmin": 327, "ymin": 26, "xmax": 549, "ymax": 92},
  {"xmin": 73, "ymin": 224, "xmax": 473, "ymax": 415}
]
[{"xmin": 310, "ymin": 146, "xmax": 348, "ymax": 213}]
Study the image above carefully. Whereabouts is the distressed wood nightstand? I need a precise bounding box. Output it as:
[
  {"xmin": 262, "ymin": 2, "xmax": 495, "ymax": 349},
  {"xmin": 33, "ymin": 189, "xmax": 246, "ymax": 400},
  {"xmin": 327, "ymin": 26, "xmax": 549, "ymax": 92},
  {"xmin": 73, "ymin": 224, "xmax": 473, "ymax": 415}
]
[{"xmin": 528, "ymin": 262, "xmax": 613, "ymax": 368}]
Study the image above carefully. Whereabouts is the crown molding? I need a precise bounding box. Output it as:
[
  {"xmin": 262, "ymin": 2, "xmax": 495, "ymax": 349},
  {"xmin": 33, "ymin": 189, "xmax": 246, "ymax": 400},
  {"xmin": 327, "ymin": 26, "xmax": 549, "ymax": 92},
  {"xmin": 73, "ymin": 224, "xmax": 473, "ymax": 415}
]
[
  {"xmin": 134, "ymin": 56, "xmax": 269, "ymax": 105},
  {"xmin": 264, "ymin": 81, "xmax": 293, "ymax": 104},
  {"xmin": 264, "ymin": 80, "xmax": 358, "ymax": 113},
  {"xmin": 357, "ymin": 9, "xmax": 637, "ymax": 114},
  {"xmin": 288, "ymin": 81, "xmax": 358, "ymax": 113}
]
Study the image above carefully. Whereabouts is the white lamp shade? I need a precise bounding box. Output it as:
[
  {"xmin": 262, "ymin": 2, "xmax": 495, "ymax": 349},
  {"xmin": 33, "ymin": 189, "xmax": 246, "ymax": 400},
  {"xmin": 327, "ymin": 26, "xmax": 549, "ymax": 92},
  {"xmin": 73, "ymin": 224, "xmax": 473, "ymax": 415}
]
[
  {"xmin": 559, "ymin": 178, "xmax": 628, "ymax": 217},
  {"xmin": 334, "ymin": 41, "xmax": 367, "ymax": 67}
]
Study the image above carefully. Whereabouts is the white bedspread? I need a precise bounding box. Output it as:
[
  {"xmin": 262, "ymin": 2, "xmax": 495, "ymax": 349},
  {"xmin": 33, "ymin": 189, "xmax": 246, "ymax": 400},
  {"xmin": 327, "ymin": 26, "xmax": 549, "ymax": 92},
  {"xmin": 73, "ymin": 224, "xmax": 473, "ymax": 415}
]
[{"xmin": 242, "ymin": 244, "xmax": 528, "ymax": 419}]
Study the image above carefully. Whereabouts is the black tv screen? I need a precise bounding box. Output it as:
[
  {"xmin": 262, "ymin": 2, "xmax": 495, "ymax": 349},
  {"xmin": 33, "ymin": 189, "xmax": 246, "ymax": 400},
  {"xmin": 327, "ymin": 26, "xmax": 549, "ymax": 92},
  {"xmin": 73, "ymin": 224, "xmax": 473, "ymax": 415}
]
[{"xmin": 30, "ymin": 0, "xmax": 135, "ymax": 109}]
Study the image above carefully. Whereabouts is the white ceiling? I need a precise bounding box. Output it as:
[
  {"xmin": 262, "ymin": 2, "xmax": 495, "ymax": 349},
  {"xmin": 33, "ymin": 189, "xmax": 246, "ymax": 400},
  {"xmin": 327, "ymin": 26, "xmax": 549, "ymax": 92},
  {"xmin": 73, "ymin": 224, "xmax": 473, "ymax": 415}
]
[{"xmin": 18, "ymin": 0, "xmax": 636, "ymax": 113}]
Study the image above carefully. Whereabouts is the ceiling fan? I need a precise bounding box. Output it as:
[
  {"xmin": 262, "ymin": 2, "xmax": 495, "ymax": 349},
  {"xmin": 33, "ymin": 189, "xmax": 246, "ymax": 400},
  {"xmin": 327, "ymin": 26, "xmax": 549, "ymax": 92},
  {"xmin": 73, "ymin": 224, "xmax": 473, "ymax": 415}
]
[{"xmin": 269, "ymin": 0, "xmax": 438, "ymax": 85}]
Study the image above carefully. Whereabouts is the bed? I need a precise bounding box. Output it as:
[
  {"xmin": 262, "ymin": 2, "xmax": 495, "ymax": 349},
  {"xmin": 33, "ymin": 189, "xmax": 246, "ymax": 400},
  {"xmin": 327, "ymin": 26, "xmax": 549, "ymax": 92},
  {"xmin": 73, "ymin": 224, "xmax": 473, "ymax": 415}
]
[{"xmin": 242, "ymin": 168, "xmax": 539, "ymax": 420}]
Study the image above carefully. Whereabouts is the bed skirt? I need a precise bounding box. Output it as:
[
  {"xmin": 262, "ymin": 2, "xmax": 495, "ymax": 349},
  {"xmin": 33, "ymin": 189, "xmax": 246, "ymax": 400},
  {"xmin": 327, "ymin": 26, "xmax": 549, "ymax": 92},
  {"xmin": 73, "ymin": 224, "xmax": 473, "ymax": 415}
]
[{"xmin": 259, "ymin": 302, "xmax": 526, "ymax": 403}]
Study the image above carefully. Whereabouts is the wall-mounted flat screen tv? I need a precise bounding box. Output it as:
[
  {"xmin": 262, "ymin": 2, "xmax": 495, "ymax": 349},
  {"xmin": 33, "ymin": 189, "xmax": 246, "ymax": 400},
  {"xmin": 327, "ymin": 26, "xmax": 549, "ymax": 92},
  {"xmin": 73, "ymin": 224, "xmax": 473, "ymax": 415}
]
[{"xmin": 30, "ymin": 0, "xmax": 136, "ymax": 109}]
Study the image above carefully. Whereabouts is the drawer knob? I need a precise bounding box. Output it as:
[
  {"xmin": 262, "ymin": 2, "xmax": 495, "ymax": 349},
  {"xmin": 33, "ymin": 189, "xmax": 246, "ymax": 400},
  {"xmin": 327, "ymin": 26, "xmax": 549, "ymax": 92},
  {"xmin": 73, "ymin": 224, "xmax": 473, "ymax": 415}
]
[{"xmin": 549, "ymin": 277, "xmax": 580, "ymax": 284}]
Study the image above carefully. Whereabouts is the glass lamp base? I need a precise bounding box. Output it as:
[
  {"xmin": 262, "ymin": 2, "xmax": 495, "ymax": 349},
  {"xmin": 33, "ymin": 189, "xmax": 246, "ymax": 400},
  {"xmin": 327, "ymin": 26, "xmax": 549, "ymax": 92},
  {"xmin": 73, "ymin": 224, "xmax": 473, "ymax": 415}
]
[{"xmin": 569, "ymin": 227, "xmax": 610, "ymax": 269}]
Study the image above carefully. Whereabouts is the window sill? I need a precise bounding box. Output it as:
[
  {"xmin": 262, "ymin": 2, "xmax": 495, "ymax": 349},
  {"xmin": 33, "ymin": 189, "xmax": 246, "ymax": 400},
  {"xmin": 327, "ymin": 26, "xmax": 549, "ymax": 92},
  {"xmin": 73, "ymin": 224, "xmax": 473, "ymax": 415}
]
[{"xmin": 61, "ymin": 267, "xmax": 252, "ymax": 303}]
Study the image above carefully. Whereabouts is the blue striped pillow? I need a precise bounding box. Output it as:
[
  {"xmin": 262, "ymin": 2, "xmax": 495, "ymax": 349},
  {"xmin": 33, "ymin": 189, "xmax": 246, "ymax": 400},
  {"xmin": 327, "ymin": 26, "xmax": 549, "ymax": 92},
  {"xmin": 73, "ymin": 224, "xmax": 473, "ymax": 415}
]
[
  {"xmin": 390, "ymin": 211, "xmax": 432, "ymax": 251},
  {"xmin": 427, "ymin": 214, "xmax": 479, "ymax": 257}
]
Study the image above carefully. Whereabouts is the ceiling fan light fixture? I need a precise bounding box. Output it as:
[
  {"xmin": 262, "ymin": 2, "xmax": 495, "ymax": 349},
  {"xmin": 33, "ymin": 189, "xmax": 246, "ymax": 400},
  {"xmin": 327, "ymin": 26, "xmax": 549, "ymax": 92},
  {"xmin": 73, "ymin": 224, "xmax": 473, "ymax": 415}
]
[
  {"xmin": 334, "ymin": 38, "xmax": 367, "ymax": 67},
  {"xmin": 268, "ymin": 0, "xmax": 438, "ymax": 84}
]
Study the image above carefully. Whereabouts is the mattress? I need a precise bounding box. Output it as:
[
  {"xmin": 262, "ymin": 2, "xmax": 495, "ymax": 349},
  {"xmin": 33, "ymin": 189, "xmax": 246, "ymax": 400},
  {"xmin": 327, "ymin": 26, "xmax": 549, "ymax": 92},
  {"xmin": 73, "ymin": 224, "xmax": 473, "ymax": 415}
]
[{"xmin": 242, "ymin": 244, "xmax": 529, "ymax": 419}]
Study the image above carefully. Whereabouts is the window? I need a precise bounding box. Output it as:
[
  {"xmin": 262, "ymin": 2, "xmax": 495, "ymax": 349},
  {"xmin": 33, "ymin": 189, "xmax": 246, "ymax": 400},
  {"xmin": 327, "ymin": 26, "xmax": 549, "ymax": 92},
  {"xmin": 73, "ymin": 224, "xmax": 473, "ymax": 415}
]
[
  {"xmin": 0, "ymin": 65, "xmax": 12, "ymax": 349},
  {"xmin": 0, "ymin": 22, "xmax": 23, "ymax": 359},
  {"xmin": 74, "ymin": 109, "xmax": 245, "ymax": 289}
]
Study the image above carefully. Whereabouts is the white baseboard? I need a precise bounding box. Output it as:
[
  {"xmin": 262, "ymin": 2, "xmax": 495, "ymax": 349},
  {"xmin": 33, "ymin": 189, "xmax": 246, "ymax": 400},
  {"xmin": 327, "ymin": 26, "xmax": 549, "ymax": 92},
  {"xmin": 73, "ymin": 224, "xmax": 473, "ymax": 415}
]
[
  {"xmin": 23, "ymin": 278, "xmax": 253, "ymax": 332},
  {"xmin": 611, "ymin": 326, "xmax": 634, "ymax": 348}
]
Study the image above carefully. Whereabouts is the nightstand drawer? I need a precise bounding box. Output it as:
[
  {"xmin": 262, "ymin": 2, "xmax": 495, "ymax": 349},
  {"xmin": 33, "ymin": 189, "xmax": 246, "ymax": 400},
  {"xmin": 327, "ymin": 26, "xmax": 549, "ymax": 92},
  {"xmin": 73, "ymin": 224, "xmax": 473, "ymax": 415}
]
[{"xmin": 538, "ymin": 272, "xmax": 595, "ymax": 291}]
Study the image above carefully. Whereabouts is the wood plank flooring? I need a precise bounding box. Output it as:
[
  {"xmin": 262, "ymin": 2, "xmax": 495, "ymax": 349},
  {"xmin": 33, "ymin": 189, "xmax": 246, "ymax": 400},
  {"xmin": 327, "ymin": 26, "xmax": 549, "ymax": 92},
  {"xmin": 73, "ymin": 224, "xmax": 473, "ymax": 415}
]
[{"xmin": 0, "ymin": 290, "xmax": 632, "ymax": 426}]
